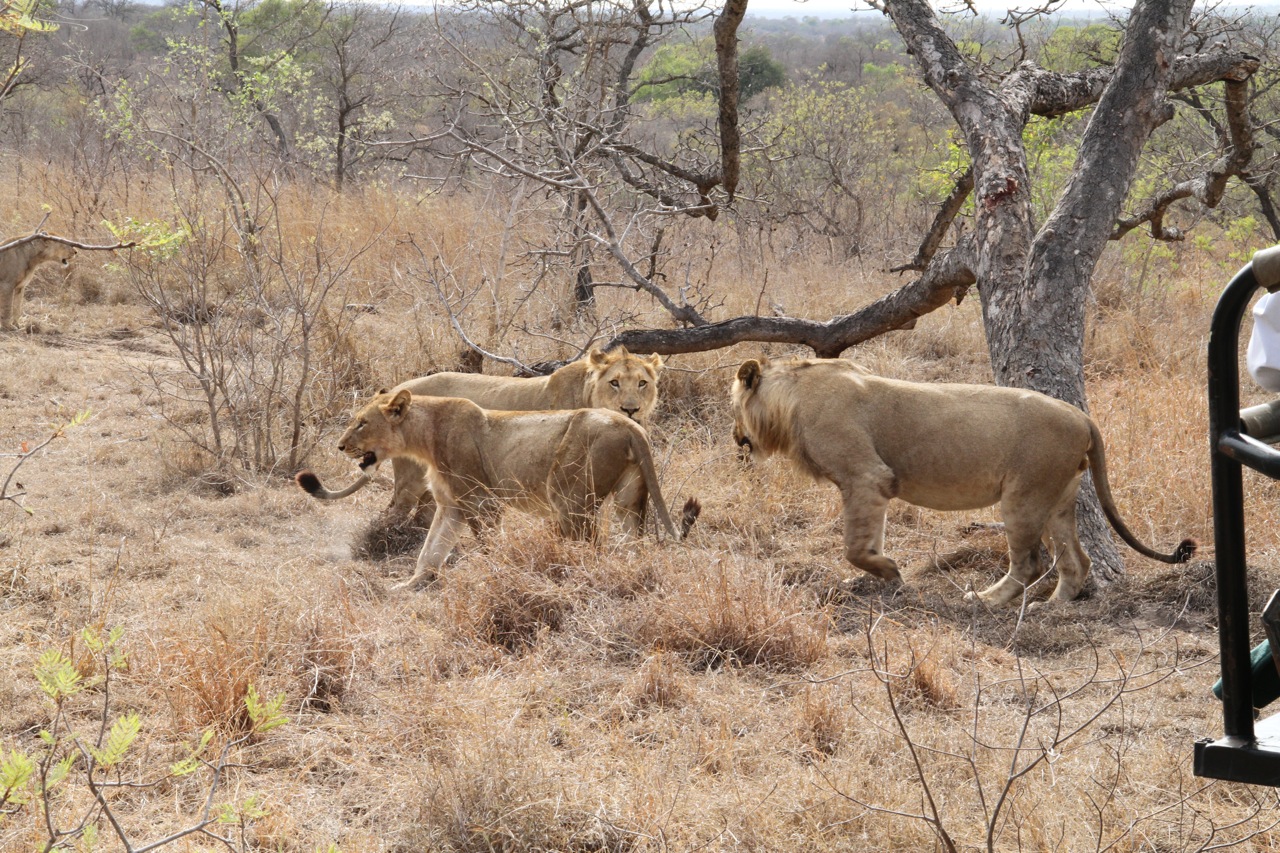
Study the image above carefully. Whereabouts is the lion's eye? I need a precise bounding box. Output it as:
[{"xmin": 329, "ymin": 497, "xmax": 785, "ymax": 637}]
[
  {"xmin": 611, "ymin": 380, "xmax": 620, "ymax": 389},
  {"xmin": 639, "ymin": 381, "xmax": 647, "ymax": 388}
]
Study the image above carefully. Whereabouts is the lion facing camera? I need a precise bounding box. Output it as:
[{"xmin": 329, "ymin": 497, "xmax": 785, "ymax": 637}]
[{"xmin": 730, "ymin": 357, "xmax": 1195, "ymax": 606}]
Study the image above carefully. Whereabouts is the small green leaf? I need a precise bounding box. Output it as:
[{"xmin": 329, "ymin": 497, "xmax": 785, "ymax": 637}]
[
  {"xmin": 90, "ymin": 713, "xmax": 140, "ymax": 768},
  {"xmin": 0, "ymin": 749, "xmax": 35, "ymax": 806},
  {"xmin": 245, "ymin": 685, "xmax": 287, "ymax": 734},
  {"xmin": 33, "ymin": 649, "xmax": 82, "ymax": 702}
]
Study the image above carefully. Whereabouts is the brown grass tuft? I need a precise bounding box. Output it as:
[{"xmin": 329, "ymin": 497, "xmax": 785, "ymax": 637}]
[
  {"xmin": 625, "ymin": 651, "xmax": 686, "ymax": 712},
  {"xmin": 400, "ymin": 735, "xmax": 641, "ymax": 853},
  {"xmin": 293, "ymin": 581, "xmax": 370, "ymax": 713},
  {"xmin": 903, "ymin": 654, "xmax": 959, "ymax": 711},
  {"xmin": 442, "ymin": 557, "xmax": 578, "ymax": 653},
  {"xmin": 150, "ymin": 618, "xmax": 271, "ymax": 735},
  {"xmin": 794, "ymin": 686, "xmax": 844, "ymax": 760},
  {"xmin": 628, "ymin": 561, "xmax": 829, "ymax": 670}
]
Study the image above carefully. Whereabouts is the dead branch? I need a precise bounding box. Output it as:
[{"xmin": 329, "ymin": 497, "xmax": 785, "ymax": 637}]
[
  {"xmin": 1, "ymin": 227, "xmax": 136, "ymax": 253},
  {"xmin": 892, "ymin": 166, "xmax": 973, "ymax": 273},
  {"xmin": 607, "ymin": 238, "xmax": 977, "ymax": 357}
]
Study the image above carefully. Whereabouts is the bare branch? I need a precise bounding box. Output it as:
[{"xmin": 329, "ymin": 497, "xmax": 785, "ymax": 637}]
[
  {"xmin": 608, "ymin": 238, "xmax": 977, "ymax": 357},
  {"xmin": 1112, "ymin": 76, "xmax": 1256, "ymax": 241},
  {"xmin": 892, "ymin": 166, "xmax": 973, "ymax": 273}
]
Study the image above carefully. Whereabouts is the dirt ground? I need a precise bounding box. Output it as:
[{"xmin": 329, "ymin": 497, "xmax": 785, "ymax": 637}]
[{"xmin": 5, "ymin": 291, "xmax": 1280, "ymax": 852}]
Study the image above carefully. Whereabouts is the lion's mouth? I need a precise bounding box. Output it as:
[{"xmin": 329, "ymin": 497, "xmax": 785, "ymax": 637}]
[{"xmin": 357, "ymin": 450, "xmax": 379, "ymax": 471}]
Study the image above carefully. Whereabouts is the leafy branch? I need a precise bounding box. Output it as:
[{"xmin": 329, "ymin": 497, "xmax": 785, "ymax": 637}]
[{"xmin": 1, "ymin": 627, "xmax": 289, "ymax": 852}]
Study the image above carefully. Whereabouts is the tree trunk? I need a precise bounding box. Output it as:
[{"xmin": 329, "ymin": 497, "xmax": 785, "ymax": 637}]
[
  {"xmin": 996, "ymin": 0, "xmax": 1194, "ymax": 581},
  {"xmin": 883, "ymin": 0, "xmax": 1194, "ymax": 584}
]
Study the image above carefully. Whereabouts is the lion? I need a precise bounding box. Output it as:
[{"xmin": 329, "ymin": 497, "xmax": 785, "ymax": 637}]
[
  {"xmin": 320, "ymin": 346, "xmax": 664, "ymax": 515},
  {"xmin": 1, "ymin": 235, "xmax": 77, "ymax": 331},
  {"xmin": 297, "ymin": 389, "xmax": 697, "ymax": 590},
  {"xmin": 730, "ymin": 357, "xmax": 1196, "ymax": 606}
]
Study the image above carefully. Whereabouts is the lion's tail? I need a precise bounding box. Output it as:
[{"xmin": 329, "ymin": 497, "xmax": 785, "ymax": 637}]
[
  {"xmin": 1086, "ymin": 420, "xmax": 1197, "ymax": 564},
  {"xmin": 628, "ymin": 428, "xmax": 699, "ymax": 541},
  {"xmin": 295, "ymin": 470, "xmax": 373, "ymax": 501}
]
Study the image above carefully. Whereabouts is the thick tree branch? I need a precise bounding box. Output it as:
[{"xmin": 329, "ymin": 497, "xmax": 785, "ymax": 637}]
[
  {"xmin": 1010, "ymin": 50, "xmax": 1258, "ymax": 119},
  {"xmin": 607, "ymin": 239, "xmax": 976, "ymax": 357}
]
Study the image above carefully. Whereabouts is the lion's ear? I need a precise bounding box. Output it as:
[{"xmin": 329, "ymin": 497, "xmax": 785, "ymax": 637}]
[
  {"xmin": 588, "ymin": 347, "xmax": 612, "ymax": 367},
  {"xmin": 644, "ymin": 352, "xmax": 663, "ymax": 371},
  {"xmin": 736, "ymin": 359, "xmax": 763, "ymax": 390},
  {"xmin": 383, "ymin": 389, "xmax": 413, "ymax": 423}
]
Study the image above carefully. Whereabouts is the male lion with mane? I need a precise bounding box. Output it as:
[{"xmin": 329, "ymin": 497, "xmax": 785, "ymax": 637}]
[
  {"xmin": 298, "ymin": 389, "xmax": 698, "ymax": 590},
  {"xmin": 730, "ymin": 357, "xmax": 1195, "ymax": 606},
  {"xmin": 0, "ymin": 235, "xmax": 77, "ymax": 331}
]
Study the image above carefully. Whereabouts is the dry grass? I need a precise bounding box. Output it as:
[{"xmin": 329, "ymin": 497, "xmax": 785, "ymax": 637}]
[{"xmin": 5, "ymin": 163, "xmax": 1280, "ymax": 851}]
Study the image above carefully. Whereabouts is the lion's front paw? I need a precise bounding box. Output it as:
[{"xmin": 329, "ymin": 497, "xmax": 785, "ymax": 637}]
[{"xmin": 391, "ymin": 571, "xmax": 431, "ymax": 592}]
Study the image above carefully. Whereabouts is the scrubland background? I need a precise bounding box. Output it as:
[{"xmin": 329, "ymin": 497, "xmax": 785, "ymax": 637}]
[{"xmin": 5, "ymin": 5, "xmax": 1280, "ymax": 851}]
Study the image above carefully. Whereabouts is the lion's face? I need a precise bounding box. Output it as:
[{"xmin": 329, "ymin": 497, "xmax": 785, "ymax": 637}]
[
  {"xmin": 585, "ymin": 347, "xmax": 662, "ymax": 424},
  {"xmin": 730, "ymin": 358, "xmax": 779, "ymax": 462},
  {"xmin": 337, "ymin": 390, "xmax": 413, "ymax": 472},
  {"xmin": 37, "ymin": 241, "xmax": 77, "ymax": 269}
]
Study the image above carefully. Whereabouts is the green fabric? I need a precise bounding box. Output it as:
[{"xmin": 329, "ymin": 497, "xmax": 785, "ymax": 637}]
[{"xmin": 1213, "ymin": 639, "xmax": 1280, "ymax": 709}]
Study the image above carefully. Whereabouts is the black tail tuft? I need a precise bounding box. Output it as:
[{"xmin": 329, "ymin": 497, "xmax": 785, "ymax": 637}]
[
  {"xmin": 296, "ymin": 470, "xmax": 322, "ymax": 495},
  {"xmin": 680, "ymin": 496, "xmax": 702, "ymax": 539},
  {"xmin": 1173, "ymin": 538, "xmax": 1198, "ymax": 563}
]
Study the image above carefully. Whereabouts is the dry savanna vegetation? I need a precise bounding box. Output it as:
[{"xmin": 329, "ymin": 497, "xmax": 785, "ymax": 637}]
[
  {"xmin": 6, "ymin": 2, "xmax": 1280, "ymax": 850},
  {"xmin": 4, "ymin": 163, "xmax": 1280, "ymax": 851}
]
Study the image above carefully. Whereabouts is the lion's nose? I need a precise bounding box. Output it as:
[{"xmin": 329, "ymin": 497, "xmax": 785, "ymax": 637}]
[
  {"xmin": 622, "ymin": 406, "xmax": 639, "ymax": 419},
  {"xmin": 337, "ymin": 440, "xmax": 348, "ymax": 452}
]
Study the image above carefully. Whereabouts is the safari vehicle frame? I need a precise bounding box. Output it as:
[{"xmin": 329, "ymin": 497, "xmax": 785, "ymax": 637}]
[{"xmin": 1197, "ymin": 244, "xmax": 1280, "ymax": 786}]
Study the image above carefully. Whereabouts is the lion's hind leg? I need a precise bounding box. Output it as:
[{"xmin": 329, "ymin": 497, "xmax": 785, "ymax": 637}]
[
  {"xmin": 1040, "ymin": 478, "xmax": 1091, "ymax": 604},
  {"xmin": 967, "ymin": 534, "xmax": 1042, "ymax": 607},
  {"xmin": 390, "ymin": 456, "xmax": 434, "ymax": 515},
  {"xmin": 551, "ymin": 486, "xmax": 603, "ymax": 541},
  {"xmin": 611, "ymin": 466, "xmax": 647, "ymax": 538},
  {"xmin": 968, "ymin": 482, "xmax": 1072, "ymax": 607}
]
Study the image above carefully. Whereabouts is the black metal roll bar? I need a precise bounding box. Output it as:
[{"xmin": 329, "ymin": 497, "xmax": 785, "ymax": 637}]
[{"xmin": 1195, "ymin": 244, "xmax": 1280, "ymax": 786}]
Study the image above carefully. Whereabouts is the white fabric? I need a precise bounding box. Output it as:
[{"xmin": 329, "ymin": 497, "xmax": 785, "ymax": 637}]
[{"xmin": 1248, "ymin": 292, "xmax": 1280, "ymax": 392}]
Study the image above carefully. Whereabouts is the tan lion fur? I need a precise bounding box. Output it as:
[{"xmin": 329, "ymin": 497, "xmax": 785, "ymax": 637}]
[
  {"xmin": 304, "ymin": 389, "xmax": 686, "ymax": 591},
  {"xmin": 0, "ymin": 235, "xmax": 77, "ymax": 331},
  {"xmin": 373, "ymin": 347, "xmax": 662, "ymax": 515},
  {"xmin": 730, "ymin": 357, "xmax": 1195, "ymax": 606}
]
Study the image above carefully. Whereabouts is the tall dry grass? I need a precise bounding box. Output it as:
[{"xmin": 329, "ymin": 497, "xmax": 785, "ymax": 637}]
[{"xmin": 5, "ymin": 155, "xmax": 1280, "ymax": 851}]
